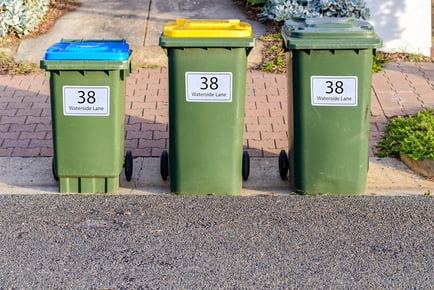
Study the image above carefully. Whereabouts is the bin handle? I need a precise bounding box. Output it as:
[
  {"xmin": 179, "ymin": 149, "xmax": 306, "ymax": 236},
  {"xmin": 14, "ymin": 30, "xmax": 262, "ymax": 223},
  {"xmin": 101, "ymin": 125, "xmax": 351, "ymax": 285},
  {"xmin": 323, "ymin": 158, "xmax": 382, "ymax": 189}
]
[{"xmin": 176, "ymin": 18, "xmax": 240, "ymax": 29}]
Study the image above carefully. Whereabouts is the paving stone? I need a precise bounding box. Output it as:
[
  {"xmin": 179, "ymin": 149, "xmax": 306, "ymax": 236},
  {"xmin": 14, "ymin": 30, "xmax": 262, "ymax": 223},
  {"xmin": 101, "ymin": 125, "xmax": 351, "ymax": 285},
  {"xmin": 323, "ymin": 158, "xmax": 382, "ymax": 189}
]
[{"xmin": 0, "ymin": 63, "xmax": 433, "ymax": 158}]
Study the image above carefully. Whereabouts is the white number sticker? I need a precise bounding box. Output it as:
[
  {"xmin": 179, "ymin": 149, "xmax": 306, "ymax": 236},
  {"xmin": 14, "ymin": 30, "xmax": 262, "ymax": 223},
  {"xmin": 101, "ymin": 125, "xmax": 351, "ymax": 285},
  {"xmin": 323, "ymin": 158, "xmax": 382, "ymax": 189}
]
[
  {"xmin": 185, "ymin": 72, "xmax": 232, "ymax": 102},
  {"xmin": 311, "ymin": 76, "xmax": 358, "ymax": 106},
  {"xmin": 63, "ymin": 86, "xmax": 110, "ymax": 116}
]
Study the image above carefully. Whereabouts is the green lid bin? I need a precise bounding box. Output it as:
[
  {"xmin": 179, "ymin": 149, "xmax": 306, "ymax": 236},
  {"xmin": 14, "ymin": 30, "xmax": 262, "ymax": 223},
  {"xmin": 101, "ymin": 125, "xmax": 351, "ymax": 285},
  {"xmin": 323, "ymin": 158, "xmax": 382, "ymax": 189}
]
[
  {"xmin": 280, "ymin": 17, "xmax": 382, "ymax": 194},
  {"xmin": 40, "ymin": 39, "xmax": 133, "ymax": 193},
  {"xmin": 159, "ymin": 19, "xmax": 255, "ymax": 195}
]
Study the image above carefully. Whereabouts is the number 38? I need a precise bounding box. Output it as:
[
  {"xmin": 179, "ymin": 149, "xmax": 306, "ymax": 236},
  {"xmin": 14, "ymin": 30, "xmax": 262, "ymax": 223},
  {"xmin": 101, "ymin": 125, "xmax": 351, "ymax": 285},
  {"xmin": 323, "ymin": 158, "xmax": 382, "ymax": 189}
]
[
  {"xmin": 200, "ymin": 77, "xmax": 219, "ymax": 90},
  {"xmin": 77, "ymin": 90, "xmax": 96, "ymax": 104},
  {"xmin": 325, "ymin": 81, "xmax": 344, "ymax": 94}
]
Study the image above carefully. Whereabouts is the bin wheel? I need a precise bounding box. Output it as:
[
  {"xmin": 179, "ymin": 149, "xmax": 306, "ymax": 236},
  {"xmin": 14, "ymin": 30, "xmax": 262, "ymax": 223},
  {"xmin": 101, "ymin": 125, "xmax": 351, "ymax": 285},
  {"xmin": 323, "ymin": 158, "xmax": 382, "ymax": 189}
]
[
  {"xmin": 124, "ymin": 150, "xmax": 133, "ymax": 181},
  {"xmin": 242, "ymin": 151, "xmax": 250, "ymax": 181},
  {"xmin": 52, "ymin": 158, "xmax": 59, "ymax": 181},
  {"xmin": 279, "ymin": 150, "xmax": 289, "ymax": 180},
  {"xmin": 160, "ymin": 150, "xmax": 169, "ymax": 180}
]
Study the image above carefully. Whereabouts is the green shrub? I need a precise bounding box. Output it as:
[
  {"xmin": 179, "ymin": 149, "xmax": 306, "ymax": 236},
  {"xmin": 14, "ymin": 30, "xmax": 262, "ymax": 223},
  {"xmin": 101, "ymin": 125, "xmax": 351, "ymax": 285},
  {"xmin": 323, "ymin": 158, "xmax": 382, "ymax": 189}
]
[
  {"xmin": 376, "ymin": 108, "xmax": 434, "ymax": 160},
  {"xmin": 259, "ymin": 0, "xmax": 370, "ymax": 22},
  {"xmin": 0, "ymin": 0, "xmax": 50, "ymax": 38}
]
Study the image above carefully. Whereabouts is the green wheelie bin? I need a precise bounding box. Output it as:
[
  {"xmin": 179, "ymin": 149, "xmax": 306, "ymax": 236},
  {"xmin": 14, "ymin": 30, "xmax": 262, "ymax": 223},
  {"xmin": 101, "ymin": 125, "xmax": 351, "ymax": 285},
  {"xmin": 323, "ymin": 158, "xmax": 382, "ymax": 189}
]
[
  {"xmin": 159, "ymin": 19, "xmax": 255, "ymax": 195},
  {"xmin": 40, "ymin": 39, "xmax": 133, "ymax": 193},
  {"xmin": 279, "ymin": 17, "xmax": 382, "ymax": 194}
]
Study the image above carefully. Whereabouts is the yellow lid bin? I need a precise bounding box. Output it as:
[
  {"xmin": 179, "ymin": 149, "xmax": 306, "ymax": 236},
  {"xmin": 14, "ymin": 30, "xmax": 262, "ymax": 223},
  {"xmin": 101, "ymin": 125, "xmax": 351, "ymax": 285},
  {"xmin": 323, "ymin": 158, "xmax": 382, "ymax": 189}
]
[
  {"xmin": 158, "ymin": 19, "xmax": 255, "ymax": 194},
  {"xmin": 160, "ymin": 18, "xmax": 255, "ymax": 48},
  {"xmin": 163, "ymin": 18, "xmax": 252, "ymax": 38}
]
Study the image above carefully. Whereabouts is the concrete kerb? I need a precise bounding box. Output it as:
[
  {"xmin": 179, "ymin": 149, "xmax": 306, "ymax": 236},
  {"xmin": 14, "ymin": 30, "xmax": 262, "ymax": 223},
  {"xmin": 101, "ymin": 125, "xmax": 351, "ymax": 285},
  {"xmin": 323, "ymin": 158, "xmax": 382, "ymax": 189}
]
[{"xmin": 0, "ymin": 157, "xmax": 432, "ymax": 196}]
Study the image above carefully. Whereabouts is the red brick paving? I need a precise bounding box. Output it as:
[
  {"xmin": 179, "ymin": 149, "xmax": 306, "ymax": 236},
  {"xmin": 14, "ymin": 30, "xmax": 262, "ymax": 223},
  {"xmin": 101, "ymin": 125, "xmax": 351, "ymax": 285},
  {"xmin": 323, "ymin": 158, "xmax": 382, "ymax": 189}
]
[{"xmin": 1, "ymin": 62, "xmax": 433, "ymax": 158}]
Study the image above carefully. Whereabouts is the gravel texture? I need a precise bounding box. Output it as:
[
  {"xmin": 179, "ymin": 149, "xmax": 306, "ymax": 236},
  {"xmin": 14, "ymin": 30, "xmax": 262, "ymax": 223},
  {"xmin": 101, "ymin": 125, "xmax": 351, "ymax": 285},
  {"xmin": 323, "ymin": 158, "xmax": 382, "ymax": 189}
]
[{"xmin": 0, "ymin": 194, "xmax": 432, "ymax": 288}]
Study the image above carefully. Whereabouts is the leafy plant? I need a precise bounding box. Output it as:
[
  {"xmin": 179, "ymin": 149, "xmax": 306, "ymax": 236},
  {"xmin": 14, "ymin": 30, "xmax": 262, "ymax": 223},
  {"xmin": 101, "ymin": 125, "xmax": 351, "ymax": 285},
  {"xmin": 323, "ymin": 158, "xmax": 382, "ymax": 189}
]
[
  {"xmin": 259, "ymin": 32, "xmax": 283, "ymax": 41},
  {"xmin": 376, "ymin": 108, "xmax": 434, "ymax": 160},
  {"xmin": 261, "ymin": 60, "xmax": 274, "ymax": 71},
  {"xmin": 258, "ymin": 32, "xmax": 287, "ymax": 72},
  {"xmin": 318, "ymin": 0, "xmax": 369, "ymax": 19},
  {"xmin": 372, "ymin": 51, "xmax": 389, "ymax": 73},
  {"xmin": 0, "ymin": 0, "xmax": 50, "ymax": 38},
  {"xmin": 259, "ymin": 0, "xmax": 370, "ymax": 22}
]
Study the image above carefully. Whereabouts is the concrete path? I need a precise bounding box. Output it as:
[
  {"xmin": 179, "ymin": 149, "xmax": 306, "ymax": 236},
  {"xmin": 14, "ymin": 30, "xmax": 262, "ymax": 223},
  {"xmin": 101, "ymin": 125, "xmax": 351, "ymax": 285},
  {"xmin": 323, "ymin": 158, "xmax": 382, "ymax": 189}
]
[{"xmin": 15, "ymin": 0, "xmax": 266, "ymax": 67}]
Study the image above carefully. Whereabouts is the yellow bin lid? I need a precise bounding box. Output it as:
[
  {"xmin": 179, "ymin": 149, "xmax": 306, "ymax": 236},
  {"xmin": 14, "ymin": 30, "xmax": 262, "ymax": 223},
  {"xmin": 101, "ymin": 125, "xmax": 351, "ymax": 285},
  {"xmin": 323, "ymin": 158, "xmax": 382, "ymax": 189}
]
[{"xmin": 163, "ymin": 18, "xmax": 252, "ymax": 38}]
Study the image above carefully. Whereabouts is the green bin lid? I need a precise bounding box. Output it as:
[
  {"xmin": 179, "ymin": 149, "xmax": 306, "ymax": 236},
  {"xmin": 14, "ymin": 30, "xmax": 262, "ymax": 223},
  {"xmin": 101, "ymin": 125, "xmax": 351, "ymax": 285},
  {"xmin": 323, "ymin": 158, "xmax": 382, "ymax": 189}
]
[{"xmin": 282, "ymin": 17, "xmax": 382, "ymax": 50}]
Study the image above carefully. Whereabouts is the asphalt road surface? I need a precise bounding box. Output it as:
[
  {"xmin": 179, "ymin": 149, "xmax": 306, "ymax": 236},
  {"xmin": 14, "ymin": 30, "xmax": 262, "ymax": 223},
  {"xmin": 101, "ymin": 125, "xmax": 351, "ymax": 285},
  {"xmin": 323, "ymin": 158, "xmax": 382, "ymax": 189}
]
[{"xmin": 0, "ymin": 194, "xmax": 432, "ymax": 288}]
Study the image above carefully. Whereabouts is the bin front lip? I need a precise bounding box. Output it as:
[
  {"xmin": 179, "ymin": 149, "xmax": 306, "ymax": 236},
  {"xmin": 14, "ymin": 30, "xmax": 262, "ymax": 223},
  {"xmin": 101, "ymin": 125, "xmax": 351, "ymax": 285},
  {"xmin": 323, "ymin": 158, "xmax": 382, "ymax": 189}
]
[
  {"xmin": 159, "ymin": 36, "xmax": 255, "ymax": 48},
  {"xmin": 282, "ymin": 38, "xmax": 383, "ymax": 50},
  {"xmin": 40, "ymin": 58, "xmax": 131, "ymax": 71}
]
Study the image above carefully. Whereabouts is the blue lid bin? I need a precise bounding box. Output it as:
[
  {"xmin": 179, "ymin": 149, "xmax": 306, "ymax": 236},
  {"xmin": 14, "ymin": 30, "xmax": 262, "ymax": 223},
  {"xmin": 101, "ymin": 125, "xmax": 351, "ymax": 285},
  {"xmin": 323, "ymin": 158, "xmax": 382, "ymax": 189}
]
[
  {"xmin": 40, "ymin": 40, "xmax": 133, "ymax": 193},
  {"xmin": 44, "ymin": 39, "xmax": 130, "ymax": 60},
  {"xmin": 41, "ymin": 39, "xmax": 131, "ymax": 69}
]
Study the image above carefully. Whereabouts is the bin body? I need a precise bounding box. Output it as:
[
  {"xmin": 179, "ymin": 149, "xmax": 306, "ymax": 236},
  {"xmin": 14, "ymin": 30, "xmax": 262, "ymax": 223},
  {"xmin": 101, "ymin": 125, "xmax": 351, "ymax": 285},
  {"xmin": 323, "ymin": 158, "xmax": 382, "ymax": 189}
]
[
  {"xmin": 282, "ymin": 18, "xmax": 382, "ymax": 194},
  {"xmin": 160, "ymin": 19, "xmax": 255, "ymax": 195},
  {"xmin": 40, "ymin": 40, "xmax": 131, "ymax": 193}
]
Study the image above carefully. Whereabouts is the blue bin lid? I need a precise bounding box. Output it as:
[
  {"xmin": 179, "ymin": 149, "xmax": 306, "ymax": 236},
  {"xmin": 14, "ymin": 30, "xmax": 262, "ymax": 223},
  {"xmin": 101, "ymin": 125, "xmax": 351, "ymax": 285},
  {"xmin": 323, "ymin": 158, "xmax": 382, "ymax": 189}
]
[{"xmin": 44, "ymin": 39, "xmax": 131, "ymax": 60}]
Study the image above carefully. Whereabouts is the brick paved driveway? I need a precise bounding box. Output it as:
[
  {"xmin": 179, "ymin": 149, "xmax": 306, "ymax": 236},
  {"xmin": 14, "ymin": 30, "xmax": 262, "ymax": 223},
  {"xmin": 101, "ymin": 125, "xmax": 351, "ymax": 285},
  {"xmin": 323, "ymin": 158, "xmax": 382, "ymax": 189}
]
[{"xmin": 1, "ymin": 63, "xmax": 433, "ymax": 158}]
